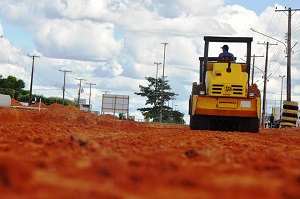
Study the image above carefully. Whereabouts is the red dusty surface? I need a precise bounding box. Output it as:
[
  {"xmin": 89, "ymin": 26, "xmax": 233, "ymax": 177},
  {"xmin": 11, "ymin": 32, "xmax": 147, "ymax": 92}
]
[{"xmin": 0, "ymin": 102, "xmax": 300, "ymax": 199}]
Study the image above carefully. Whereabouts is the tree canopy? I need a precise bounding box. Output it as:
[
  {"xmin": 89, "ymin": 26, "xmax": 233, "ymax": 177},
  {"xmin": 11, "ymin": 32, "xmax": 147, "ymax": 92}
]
[
  {"xmin": 135, "ymin": 76, "xmax": 185, "ymax": 123},
  {"xmin": 0, "ymin": 75, "xmax": 25, "ymax": 99}
]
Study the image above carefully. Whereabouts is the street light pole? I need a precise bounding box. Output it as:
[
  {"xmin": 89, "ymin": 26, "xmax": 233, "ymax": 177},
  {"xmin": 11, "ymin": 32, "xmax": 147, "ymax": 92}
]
[
  {"xmin": 154, "ymin": 62, "xmax": 161, "ymax": 90},
  {"xmin": 279, "ymin": 75, "xmax": 286, "ymax": 120},
  {"xmin": 160, "ymin": 43, "xmax": 168, "ymax": 123}
]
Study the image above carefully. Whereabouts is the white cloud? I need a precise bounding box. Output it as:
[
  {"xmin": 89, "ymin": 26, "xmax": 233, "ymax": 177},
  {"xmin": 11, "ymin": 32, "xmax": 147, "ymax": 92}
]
[{"xmin": 35, "ymin": 20, "xmax": 123, "ymax": 61}]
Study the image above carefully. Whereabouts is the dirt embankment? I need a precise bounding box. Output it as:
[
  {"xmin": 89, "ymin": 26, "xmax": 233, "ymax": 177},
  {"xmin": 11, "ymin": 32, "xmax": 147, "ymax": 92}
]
[{"xmin": 0, "ymin": 103, "xmax": 299, "ymax": 199}]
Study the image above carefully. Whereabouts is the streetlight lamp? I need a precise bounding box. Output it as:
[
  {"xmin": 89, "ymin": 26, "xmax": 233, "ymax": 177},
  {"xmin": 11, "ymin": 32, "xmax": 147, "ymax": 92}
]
[{"xmin": 279, "ymin": 75, "xmax": 285, "ymax": 120}]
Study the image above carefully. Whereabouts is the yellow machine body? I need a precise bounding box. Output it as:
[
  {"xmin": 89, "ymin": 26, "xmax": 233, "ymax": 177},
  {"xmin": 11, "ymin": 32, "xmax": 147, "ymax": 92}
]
[
  {"xmin": 191, "ymin": 62, "xmax": 261, "ymax": 119},
  {"xmin": 190, "ymin": 60, "xmax": 261, "ymax": 132},
  {"xmin": 191, "ymin": 95, "xmax": 260, "ymax": 118}
]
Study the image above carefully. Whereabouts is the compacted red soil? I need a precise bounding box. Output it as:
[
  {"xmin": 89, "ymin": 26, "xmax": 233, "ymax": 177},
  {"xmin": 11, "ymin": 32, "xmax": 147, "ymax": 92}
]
[{"xmin": 0, "ymin": 102, "xmax": 299, "ymax": 199}]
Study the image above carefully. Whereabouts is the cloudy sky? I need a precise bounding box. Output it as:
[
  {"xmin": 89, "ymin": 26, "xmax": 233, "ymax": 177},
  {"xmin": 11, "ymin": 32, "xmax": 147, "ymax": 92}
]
[{"xmin": 0, "ymin": 0, "xmax": 299, "ymax": 122}]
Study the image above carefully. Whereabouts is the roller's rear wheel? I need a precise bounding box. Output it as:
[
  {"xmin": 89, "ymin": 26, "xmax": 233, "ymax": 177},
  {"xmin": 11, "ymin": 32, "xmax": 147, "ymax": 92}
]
[
  {"xmin": 238, "ymin": 117, "xmax": 260, "ymax": 133},
  {"xmin": 190, "ymin": 115, "xmax": 260, "ymax": 133},
  {"xmin": 189, "ymin": 115, "xmax": 210, "ymax": 130}
]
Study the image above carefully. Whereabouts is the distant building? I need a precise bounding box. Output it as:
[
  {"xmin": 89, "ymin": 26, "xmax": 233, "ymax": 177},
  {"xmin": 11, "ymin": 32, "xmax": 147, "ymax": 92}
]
[{"xmin": 80, "ymin": 104, "xmax": 91, "ymax": 111}]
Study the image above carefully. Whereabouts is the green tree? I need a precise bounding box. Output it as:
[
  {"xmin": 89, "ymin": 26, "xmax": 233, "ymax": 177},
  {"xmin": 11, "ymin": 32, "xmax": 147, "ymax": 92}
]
[
  {"xmin": 135, "ymin": 76, "xmax": 185, "ymax": 123},
  {"xmin": 0, "ymin": 75, "xmax": 25, "ymax": 99},
  {"xmin": 171, "ymin": 110, "xmax": 185, "ymax": 124}
]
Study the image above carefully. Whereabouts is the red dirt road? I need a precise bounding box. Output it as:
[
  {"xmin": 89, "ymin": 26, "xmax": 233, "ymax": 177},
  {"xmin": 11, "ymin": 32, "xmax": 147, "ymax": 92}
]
[{"xmin": 0, "ymin": 104, "xmax": 299, "ymax": 199}]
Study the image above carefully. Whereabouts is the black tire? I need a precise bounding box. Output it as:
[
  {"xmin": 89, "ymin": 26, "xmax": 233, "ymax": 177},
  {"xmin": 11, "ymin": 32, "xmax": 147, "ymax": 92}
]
[
  {"xmin": 189, "ymin": 115, "xmax": 210, "ymax": 130},
  {"xmin": 189, "ymin": 116, "xmax": 196, "ymax": 130},
  {"xmin": 238, "ymin": 117, "xmax": 260, "ymax": 133},
  {"xmin": 210, "ymin": 116, "xmax": 239, "ymax": 131},
  {"xmin": 283, "ymin": 104, "xmax": 298, "ymax": 110},
  {"xmin": 190, "ymin": 115, "xmax": 260, "ymax": 133}
]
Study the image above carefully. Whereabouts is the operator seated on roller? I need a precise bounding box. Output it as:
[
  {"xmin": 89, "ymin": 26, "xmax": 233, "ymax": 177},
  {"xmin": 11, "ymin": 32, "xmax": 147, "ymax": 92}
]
[{"xmin": 218, "ymin": 45, "xmax": 235, "ymax": 62}]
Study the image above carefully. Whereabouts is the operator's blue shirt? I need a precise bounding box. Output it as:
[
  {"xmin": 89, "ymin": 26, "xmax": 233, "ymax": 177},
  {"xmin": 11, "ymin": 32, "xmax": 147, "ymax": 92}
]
[{"xmin": 218, "ymin": 51, "xmax": 234, "ymax": 58}]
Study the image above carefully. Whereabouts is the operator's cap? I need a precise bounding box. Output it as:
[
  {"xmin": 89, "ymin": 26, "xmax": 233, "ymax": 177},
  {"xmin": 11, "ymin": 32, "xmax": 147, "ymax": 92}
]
[{"xmin": 221, "ymin": 45, "xmax": 229, "ymax": 51}]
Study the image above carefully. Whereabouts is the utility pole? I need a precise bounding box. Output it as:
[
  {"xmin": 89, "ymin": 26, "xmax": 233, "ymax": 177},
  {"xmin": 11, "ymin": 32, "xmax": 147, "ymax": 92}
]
[
  {"xmin": 86, "ymin": 83, "xmax": 96, "ymax": 111},
  {"xmin": 27, "ymin": 54, "xmax": 40, "ymax": 104},
  {"xmin": 275, "ymin": 7, "xmax": 300, "ymax": 101},
  {"xmin": 76, "ymin": 78, "xmax": 86, "ymax": 107},
  {"xmin": 59, "ymin": 69, "xmax": 72, "ymax": 105},
  {"xmin": 258, "ymin": 42, "xmax": 277, "ymax": 129},
  {"xmin": 279, "ymin": 75, "xmax": 286, "ymax": 120},
  {"xmin": 160, "ymin": 42, "xmax": 168, "ymax": 123},
  {"xmin": 248, "ymin": 54, "xmax": 264, "ymax": 85}
]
